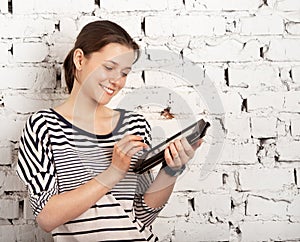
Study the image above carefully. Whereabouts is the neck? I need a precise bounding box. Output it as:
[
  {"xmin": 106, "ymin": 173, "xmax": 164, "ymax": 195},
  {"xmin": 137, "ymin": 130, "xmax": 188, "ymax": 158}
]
[{"xmin": 63, "ymin": 82, "xmax": 110, "ymax": 122}]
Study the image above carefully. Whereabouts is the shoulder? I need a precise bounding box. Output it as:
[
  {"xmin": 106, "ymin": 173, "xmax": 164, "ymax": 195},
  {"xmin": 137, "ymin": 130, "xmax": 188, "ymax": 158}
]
[{"xmin": 24, "ymin": 108, "xmax": 53, "ymax": 133}]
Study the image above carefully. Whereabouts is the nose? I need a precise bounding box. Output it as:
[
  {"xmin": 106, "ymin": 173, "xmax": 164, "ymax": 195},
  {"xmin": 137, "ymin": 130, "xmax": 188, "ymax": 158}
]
[
  {"xmin": 109, "ymin": 77, "xmax": 120, "ymax": 84},
  {"xmin": 108, "ymin": 71, "xmax": 123, "ymax": 84}
]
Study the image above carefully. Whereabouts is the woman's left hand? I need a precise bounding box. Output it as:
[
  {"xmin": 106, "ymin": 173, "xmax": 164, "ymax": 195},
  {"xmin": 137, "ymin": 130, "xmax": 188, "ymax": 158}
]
[{"xmin": 164, "ymin": 138, "xmax": 203, "ymax": 170}]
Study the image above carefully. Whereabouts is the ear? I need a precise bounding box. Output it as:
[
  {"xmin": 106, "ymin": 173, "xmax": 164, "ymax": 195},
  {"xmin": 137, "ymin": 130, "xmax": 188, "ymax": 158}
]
[{"xmin": 73, "ymin": 48, "xmax": 84, "ymax": 71}]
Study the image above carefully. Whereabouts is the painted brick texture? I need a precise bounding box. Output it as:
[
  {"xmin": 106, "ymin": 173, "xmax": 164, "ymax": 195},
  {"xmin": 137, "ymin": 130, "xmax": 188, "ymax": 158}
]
[{"xmin": 0, "ymin": 0, "xmax": 300, "ymax": 241}]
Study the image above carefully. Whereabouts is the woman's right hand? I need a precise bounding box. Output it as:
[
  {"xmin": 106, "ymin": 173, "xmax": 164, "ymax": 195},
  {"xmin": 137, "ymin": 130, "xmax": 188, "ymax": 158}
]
[{"xmin": 111, "ymin": 135, "xmax": 148, "ymax": 172}]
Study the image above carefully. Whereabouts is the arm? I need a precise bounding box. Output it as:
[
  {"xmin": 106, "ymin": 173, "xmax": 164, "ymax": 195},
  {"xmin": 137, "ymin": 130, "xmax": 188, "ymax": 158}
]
[
  {"xmin": 144, "ymin": 138, "xmax": 203, "ymax": 208},
  {"xmin": 35, "ymin": 135, "xmax": 147, "ymax": 232},
  {"xmin": 37, "ymin": 178, "xmax": 110, "ymax": 232}
]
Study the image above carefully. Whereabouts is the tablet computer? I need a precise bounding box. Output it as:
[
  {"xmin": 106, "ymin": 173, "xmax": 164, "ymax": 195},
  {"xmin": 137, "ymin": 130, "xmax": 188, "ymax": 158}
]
[{"xmin": 133, "ymin": 119, "xmax": 210, "ymax": 174}]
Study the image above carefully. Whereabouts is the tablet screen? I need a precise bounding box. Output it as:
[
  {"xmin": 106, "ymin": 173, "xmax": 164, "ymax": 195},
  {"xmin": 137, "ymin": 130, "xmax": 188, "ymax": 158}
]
[{"xmin": 133, "ymin": 119, "xmax": 210, "ymax": 174}]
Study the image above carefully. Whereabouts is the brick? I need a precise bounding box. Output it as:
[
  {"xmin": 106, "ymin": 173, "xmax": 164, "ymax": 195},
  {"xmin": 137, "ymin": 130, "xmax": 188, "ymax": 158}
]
[
  {"xmin": 185, "ymin": 39, "xmax": 261, "ymax": 62},
  {"xmin": 0, "ymin": 225, "xmax": 15, "ymax": 242},
  {"xmin": 0, "ymin": 66, "xmax": 56, "ymax": 90},
  {"xmin": 185, "ymin": 0, "xmax": 262, "ymax": 11},
  {"xmin": 228, "ymin": 64, "xmax": 281, "ymax": 90},
  {"xmin": 247, "ymin": 195, "xmax": 288, "ymax": 217},
  {"xmin": 251, "ymin": 116, "xmax": 277, "ymax": 138},
  {"xmin": 175, "ymin": 169, "xmax": 223, "ymax": 191},
  {"xmin": 265, "ymin": 39, "xmax": 300, "ymax": 61},
  {"xmin": 240, "ymin": 221, "xmax": 300, "ymax": 241},
  {"xmin": 59, "ymin": 17, "xmax": 78, "ymax": 41},
  {"xmin": 174, "ymin": 221, "xmax": 229, "ymax": 241},
  {"xmin": 14, "ymin": 225, "xmax": 37, "ymax": 242},
  {"xmin": 221, "ymin": 141, "xmax": 257, "ymax": 165},
  {"xmin": 0, "ymin": 199, "xmax": 19, "ymax": 219},
  {"xmin": 204, "ymin": 65, "xmax": 225, "ymax": 88},
  {"xmin": 0, "ymin": 171, "xmax": 5, "ymax": 188},
  {"xmin": 109, "ymin": 16, "xmax": 143, "ymax": 38},
  {"xmin": 220, "ymin": 92, "xmax": 243, "ymax": 114},
  {"xmin": 145, "ymin": 15, "xmax": 226, "ymax": 37},
  {"xmin": 80, "ymin": 16, "xmax": 142, "ymax": 39},
  {"xmin": 49, "ymin": 43, "xmax": 73, "ymax": 63},
  {"xmin": 194, "ymin": 193, "xmax": 231, "ymax": 216},
  {"xmin": 14, "ymin": 42, "xmax": 49, "ymax": 63},
  {"xmin": 0, "ymin": 15, "xmax": 55, "ymax": 38},
  {"xmin": 159, "ymin": 193, "xmax": 188, "ymax": 217},
  {"xmin": 0, "ymin": 144, "xmax": 12, "ymax": 165},
  {"xmin": 291, "ymin": 117, "xmax": 300, "ymax": 136},
  {"xmin": 101, "ymin": 0, "xmax": 180, "ymax": 11},
  {"xmin": 13, "ymin": 0, "xmax": 95, "ymax": 14},
  {"xmin": 129, "ymin": 69, "xmax": 187, "ymax": 88},
  {"xmin": 286, "ymin": 22, "xmax": 300, "ymax": 35},
  {"xmin": 152, "ymin": 218, "xmax": 175, "ymax": 241},
  {"xmin": 0, "ymin": 43, "xmax": 9, "ymax": 64},
  {"xmin": 76, "ymin": 16, "xmax": 101, "ymax": 33},
  {"xmin": 272, "ymin": 0, "xmax": 300, "ymax": 11},
  {"xmin": 36, "ymin": 227, "xmax": 54, "ymax": 242},
  {"xmin": 276, "ymin": 139, "xmax": 300, "ymax": 161},
  {"xmin": 3, "ymin": 93, "xmax": 54, "ymax": 114},
  {"xmin": 276, "ymin": 113, "xmax": 292, "ymax": 137},
  {"xmin": 0, "ymin": 220, "xmax": 10, "ymax": 225},
  {"xmin": 240, "ymin": 14, "xmax": 284, "ymax": 35},
  {"xmin": 0, "ymin": 171, "xmax": 26, "ymax": 192},
  {"xmin": 284, "ymin": 91, "xmax": 300, "ymax": 112},
  {"xmin": 288, "ymin": 195, "xmax": 300, "ymax": 221},
  {"xmin": 247, "ymin": 92, "xmax": 285, "ymax": 111},
  {"xmin": 3, "ymin": 173, "xmax": 26, "ymax": 192},
  {"xmin": 239, "ymin": 168, "xmax": 294, "ymax": 190},
  {"xmin": 23, "ymin": 198, "xmax": 35, "ymax": 220},
  {"xmin": 0, "ymin": 114, "xmax": 24, "ymax": 141},
  {"xmin": 0, "ymin": 0, "xmax": 8, "ymax": 13},
  {"xmin": 292, "ymin": 65, "xmax": 300, "ymax": 83},
  {"xmin": 225, "ymin": 115, "xmax": 251, "ymax": 140}
]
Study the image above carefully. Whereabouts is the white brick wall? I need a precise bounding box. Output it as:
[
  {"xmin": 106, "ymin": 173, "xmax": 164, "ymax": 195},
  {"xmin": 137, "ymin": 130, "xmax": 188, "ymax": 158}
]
[
  {"xmin": 185, "ymin": 0, "xmax": 263, "ymax": 11},
  {"xmin": 1, "ymin": 0, "xmax": 300, "ymax": 241},
  {"xmin": 13, "ymin": 42, "xmax": 49, "ymax": 63},
  {"xmin": 240, "ymin": 221, "xmax": 300, "ymax": 241},
  {"xmin": 240, "ymin": 14, "xmax": 285, "ymax": 35},
  {"xmin": 145, "ymin": 15, "xmax": 226, "ymax": 37}
]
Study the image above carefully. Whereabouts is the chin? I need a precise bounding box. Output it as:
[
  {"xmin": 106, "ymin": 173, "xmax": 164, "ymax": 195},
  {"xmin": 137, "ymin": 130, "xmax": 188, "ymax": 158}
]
[{"xmin": 95, "ymin": 96, "xmax": 114, "ymax": 106}]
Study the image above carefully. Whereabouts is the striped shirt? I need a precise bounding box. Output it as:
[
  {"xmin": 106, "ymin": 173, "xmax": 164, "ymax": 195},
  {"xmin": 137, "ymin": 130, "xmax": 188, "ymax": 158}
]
[{"xmin": 17, "ymin": 108, "xmax": 163, "ymax": 242}]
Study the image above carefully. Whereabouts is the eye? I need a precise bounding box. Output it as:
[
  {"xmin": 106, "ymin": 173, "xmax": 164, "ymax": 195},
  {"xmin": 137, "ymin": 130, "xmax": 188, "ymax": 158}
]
[
  {"xmin": 104, "ymin": 65, "xmax": 113, "ymax": 71},
  {"xmin": 121, "ymin": 72, "xmax": 129, "ymax": 77}
]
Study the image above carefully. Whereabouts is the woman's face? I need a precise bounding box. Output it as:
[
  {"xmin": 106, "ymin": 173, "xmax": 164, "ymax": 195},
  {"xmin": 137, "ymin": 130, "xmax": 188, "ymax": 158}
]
[{"xmin": 75, "ymin": 43, "xmax": 136, "ymax": 105}]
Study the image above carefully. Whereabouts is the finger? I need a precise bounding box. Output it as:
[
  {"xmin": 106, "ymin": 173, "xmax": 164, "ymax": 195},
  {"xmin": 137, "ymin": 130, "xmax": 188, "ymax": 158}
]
[
  {"xmin": 127, "ymin": 145, "xmax": 145, "ymax": 157},
  {"xmin": 117, "ymin": 135, "xmax": 148, "ymax": 153},
  {"xmin": 117, "ymin": 135, "xmax": 144, "ymax": 147},
  {"xmin": 169, "ymin": 142, "xmax": 183, "ymax": 168},
  {"xmin": 174, "ymin": 139, "xmax": 190, "ymax": 158},
  {"xmin": 192, "ymin": 138, "xmax": 204, "ymax": 150},
  {"xmin": 164, "ymin": 147, "xmax": 176, "ymax": 167},
  {"xmin": 169, "ymin": 142, "xmax": 179, "ymax": 160},
  {"xmin": 118, "ymin": 140, "xmax": 148, "ymax": 156},
  {"xmin": 181, "ymin": 137, "xmax": 195, "ymax": 157},
  {"xmin": 174, "ymin": 139, "xmax": 190, "ymax": 165}
]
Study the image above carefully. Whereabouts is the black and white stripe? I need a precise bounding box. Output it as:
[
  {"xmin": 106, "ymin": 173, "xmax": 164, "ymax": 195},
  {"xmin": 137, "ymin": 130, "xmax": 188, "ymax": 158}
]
[{"xmin": 17, "ymin": 108, "xmax": 162, "ymax": 241}]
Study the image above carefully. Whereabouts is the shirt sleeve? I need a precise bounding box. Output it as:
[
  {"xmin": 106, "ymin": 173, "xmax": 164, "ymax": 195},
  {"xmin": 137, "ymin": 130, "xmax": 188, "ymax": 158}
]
[
  {"xmin": 16, "ymin": 112, "xmax": 58, "ymax": 217},
  {"xmin": 134, "ymin": 171, "xmax": 164, "ymax": 227},
  {"xmin": 133, "ymin": 117, "xmax": 164, "ymax": 227}
]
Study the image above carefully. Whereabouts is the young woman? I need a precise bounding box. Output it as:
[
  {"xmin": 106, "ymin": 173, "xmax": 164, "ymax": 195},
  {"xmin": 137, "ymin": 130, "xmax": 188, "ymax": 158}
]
[{"xmin": 17, "ymin": 20, "xmax": 202, "ymax": 241}]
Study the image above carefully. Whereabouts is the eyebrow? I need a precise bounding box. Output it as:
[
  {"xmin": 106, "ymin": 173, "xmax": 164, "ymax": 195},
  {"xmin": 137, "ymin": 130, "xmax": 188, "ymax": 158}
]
[{"xmin": 105, "ymin": 60, "xmax": 132, "ymax": 70}]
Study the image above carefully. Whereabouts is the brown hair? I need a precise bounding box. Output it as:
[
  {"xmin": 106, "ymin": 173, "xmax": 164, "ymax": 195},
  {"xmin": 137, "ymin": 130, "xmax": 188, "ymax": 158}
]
[{"xmin": 63, "ymin": 20, "xmax": 140, "ymax": 93}]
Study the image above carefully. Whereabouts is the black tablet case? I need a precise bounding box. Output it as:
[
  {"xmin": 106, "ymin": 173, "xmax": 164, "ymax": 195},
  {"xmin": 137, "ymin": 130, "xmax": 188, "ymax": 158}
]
[{"xmin": 133, "ymin": 119, "xmax": 210, "ymax": 174}]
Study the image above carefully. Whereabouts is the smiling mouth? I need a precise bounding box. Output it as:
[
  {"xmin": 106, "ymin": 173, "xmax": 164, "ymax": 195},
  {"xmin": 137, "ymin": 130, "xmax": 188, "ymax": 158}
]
[{"xmin": 99, "ymin": 84, "xmax": 114, "ymax": 95}]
